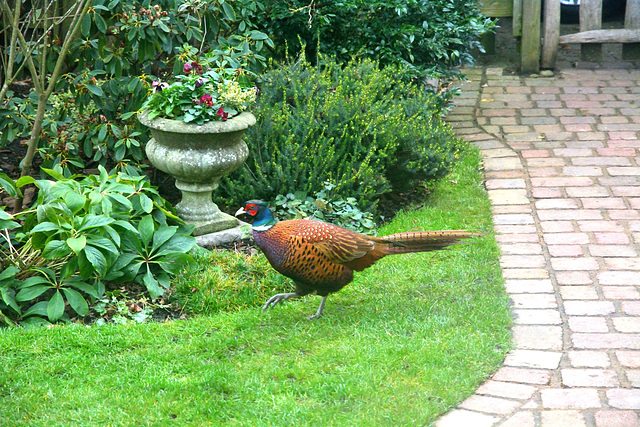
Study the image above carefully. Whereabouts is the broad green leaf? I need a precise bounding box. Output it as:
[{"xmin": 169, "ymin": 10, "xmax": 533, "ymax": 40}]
[
  {"xmin": 86, "ymin": 84, "xmax": 104, "ymax": 97},
  {"xmin": 221, "ymin": 2, "xmax": 236, "ymax": 20},
  {"xmin": 47, "ymin": 290, "xmax": 65, "ymax": 321},
  {"xmin": 156, "ymin": 235, "xmax": 196, "ymax": 256},
  {"xmin": 22, "ymin": 301, "xmax": 49, "ymax": 318},
  {"xmin": 41, "ymin": 167, "xmax": 66, "ymax": 181},
  {"xmin": 94, "ymin": 13, "xmax": 107, "ymax": 33},
  {"xmin": 16, "ymin": 285, "xmax": 50, "ymax": 301},
  {"xmin": 81, "ymin": 13, "xmax": 91, "ymax": 37},
  {"xmin": 142, "ymin": 269, "xmax": 164, "ymax": 298},
  {"xmin": 83, "ymin": 246, "xmax": 108, "ymax": 275},
  {"xmin": 64, "ymin": 191, "xmax": 86, "ymax": 214},
  {"xmin": 0, "ymin": 287, "xmax": 20, "ymax": 314},
  {"xmin": 67, "ymin": 236, "xmax": 87, "ymax": 255},
  {"xmin": 157, "ymin": 252, "xmax": 194, "ymax": 275},
  {"xmin": 62, "ymin": 288, "xmax": 89, "ymax": 316},
  {"xmin": 78, "ymin": 214, "xmax": 115, "ymax": 231},
  {"xmin": 139, "ymin": 193, "xmax": 153, "ymax": 213},
  {"xmin": 42, "ymin": 240, "xmax": 73, "ymax": 259},
  {"xmin": 21, "ymin": 275, "xmax": 51, "ymax": 287},
  {"xmin": 87, "ymin": 237, "xmax": 118, "ymax": 255},
  {"xmin": 0, "ymin": 173, "xmax": 19, "ymax": 198},
  {"xmin": 30, "ymin": 222, "xmax": 60, "ymax": 233},
  {"xmin": 15, "ymin": 176, "xmax": 36, "ymax": 187},
  {"xmin": 151, "ymin": 226, "xmax": 178, "ymax": 252},
  {"xmin": 0, "ymin": 266, "xmax": 19, "ymax": 281},
  {"xmin": 67, "ymin": 280, "xmax": 100, "ymax": 299},
  {"xmin": 138, "ymin": 215, "xmax": 154, "ymax": 247}
]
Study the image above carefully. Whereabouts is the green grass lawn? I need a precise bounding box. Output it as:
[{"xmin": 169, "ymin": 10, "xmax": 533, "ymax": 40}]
[{"xmin": 0, "ymin": 148, "xmax": 511, "ymax": 425}]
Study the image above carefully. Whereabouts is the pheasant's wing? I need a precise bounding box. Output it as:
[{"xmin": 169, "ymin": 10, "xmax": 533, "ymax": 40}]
[{"xmin": 291, "ymin": 221, "xmax": 375, "ymax": 264}]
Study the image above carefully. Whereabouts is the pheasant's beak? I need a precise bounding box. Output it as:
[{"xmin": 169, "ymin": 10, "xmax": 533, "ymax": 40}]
[{"xmin": 234, "ymin": 207, "xmax": 246, "ymax": 217}]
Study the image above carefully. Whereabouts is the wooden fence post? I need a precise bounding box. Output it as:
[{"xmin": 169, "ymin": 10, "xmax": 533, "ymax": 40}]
[
  {"xmin": 541, "ymin": 0, "xmax": 561, "ymax": 68},
  {"xmin": 580, "ymin": 0, "xmax": 603, "ymax": 61},
  {"xmin": 521, "ymin": 0, "xmax": 541, "ymax": 73},
  {"xmin": 622, "ymin": 0, "xmax": 640, "ymax": 60}
]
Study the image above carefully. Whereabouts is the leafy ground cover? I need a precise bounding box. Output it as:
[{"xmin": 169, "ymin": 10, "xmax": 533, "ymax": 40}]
[{"xmin": 0, "ymin": 148, "xmax": 511, "ymax": 425}]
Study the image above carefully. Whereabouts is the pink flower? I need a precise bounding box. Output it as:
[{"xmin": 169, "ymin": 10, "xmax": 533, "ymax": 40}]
[
  {"xmin": 216, "ymin": 106, "xmax": 229, "ymax": 121},
  {"xmin": 152, "ymin": 80, "xmax": 168, "ymax": 92},
  {"xmin": 199, "ymin": 94, "xmax": 213, "ymax": 107},
  {"xmin": 183, "ymin": 62, "xmax": 193, "ymax": 75}
]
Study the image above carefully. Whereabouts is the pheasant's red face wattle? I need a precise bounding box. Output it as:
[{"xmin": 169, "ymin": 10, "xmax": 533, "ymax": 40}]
[{"xmin": 245, "ymin": 203, "xmax": 259, "ymax": 217}]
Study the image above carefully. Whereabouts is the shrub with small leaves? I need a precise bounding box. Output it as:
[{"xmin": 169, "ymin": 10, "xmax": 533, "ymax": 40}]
[
  {"xmin": 273, "ymin": 183, "xmax": 377, "ymax": 235},
  {"xmin": 220, "ymin": 56, "xmax": 467, "ymax": 213}
]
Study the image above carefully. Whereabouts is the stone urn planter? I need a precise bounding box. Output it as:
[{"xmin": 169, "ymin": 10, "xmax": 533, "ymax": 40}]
[{"xmin": 138, "ymin": 111, "xmax": 256, "ymax": 236}]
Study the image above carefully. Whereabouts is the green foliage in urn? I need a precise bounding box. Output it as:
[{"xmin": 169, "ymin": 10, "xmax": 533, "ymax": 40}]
[
  {"xmin": 138, "ymin": 54, "xmax": 258, "ymax": 125},
  {"xmin": 219, "ymin": 57, "xmax": 467, "ymax": 213}
]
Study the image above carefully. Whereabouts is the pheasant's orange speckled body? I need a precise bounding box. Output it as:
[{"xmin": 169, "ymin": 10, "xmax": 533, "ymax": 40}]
[{"xmin": 237, "ymin": 200, "xmax": 484, "ymax": 319}]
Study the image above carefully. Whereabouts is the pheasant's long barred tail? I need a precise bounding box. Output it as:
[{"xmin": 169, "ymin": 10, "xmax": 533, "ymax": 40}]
[{"xmin": 379, "ymin": 230, "xmax": 486, "ymax": 254}]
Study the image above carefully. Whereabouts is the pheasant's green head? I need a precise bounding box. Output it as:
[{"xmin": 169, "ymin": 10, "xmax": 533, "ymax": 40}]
[{"xmin": 235, "ymin": 200, "xmax": 277, "ymax": 230}]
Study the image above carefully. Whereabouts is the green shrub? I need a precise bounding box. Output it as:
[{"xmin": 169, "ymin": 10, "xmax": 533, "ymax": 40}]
[
  {"xmin": 0, "ymin": 167, "xmax": 195, "ymax": 326},
  {"xmin": 259, "ymin": 0, "xmax": 495, "ymax": 78},
  {"xmin": 219, "ymin": 57, "xmax": 467, "ymax": 212},
  {"xmin": 273, "ymin": 182, "xmax": 377, "ymax": 235}
]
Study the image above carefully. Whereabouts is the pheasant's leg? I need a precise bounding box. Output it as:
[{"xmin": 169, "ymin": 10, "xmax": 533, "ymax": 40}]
[
  {"xmin": 262, "ymin": 292, "xmax": 298, "ymax": 312},
  {"xmin": 308, "ymin": 296, "xmax": 327, "ymax": 320}
]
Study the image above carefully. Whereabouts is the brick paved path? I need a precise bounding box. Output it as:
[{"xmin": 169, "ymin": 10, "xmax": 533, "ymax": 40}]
[{"xmin": 437, "ymin": 67, "xmax": 640, "ymax": 426}]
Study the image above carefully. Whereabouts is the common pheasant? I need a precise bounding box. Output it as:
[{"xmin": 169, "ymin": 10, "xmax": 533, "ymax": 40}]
[{"xmin": 236, "ymin": 200, "xmax": 484, "ymax": 319}]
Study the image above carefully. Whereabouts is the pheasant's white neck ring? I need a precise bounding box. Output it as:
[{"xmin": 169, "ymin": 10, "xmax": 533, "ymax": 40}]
[{"xmin": 252, "ymin": 223, "xmax": 274, "ymax": 232}]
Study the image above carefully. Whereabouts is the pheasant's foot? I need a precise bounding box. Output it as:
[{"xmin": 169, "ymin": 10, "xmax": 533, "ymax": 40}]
[
  {"xmin": 262, "ymin": 292, "xmax": 298, "ymax": 312},
  {"xmin": 308, "ymin": 296, "xmax": 327, "ymax": 320}
]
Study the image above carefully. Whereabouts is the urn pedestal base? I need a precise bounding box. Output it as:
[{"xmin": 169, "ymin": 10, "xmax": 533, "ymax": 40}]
[{"xmin": 174, "ymin": 180, "xmax": 238, "ymax": 236}]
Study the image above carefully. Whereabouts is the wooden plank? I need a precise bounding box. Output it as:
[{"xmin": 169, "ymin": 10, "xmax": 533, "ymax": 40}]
[
  {"xmin": 513, "ymin": 0, "xmax": 523, "ymax": 37},
  {"xmin": 623, "ymin": 0, "xmax": 640, "ymax": 60},
  {"xmin": 541, "ymin": 0, "xmax": 561, "ymax": 68},
  {"xmin": 580, "ymin": 0, "xmax": 603, "ymax": 61},
  {"xmin": 521, "ymin": 0, "xmax": 541, "ymax": 73},
  {"xmin": 559, "ymin": 29, "xmax": 640, "ymax": 43},
  {"xmin": 479, "ymin": 0, "xmax": 513, "ymax": 17}
]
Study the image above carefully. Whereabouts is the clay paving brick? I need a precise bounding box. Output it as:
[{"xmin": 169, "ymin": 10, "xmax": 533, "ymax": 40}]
[
  {"xmin": 549, "ymin": 245, "xmax": 584, "ymax": 257},
  {"xmin": 544, "ymin": 233, "xmax": 590, "ymax": 245},
  {"xmin": 578, "ymin": 221, "xmax": 625, "ymax": 232},
  {"xmin": 594, "ymin": 233, "xmax": 630, "ymax": 244},
  {"xmin": 613, "ymin": 317, "xmax": 640, "ymax": 333},
  {"xmin": 559, "ymin": 286, "xmax": 599, "ymax": 300},
  {"xmin": 594, "ymin": 410, "xmax": 640, "ymax": 427},
  {"xmin": 572, "ymin": 333, "xmax": 640, "ymax": 349},
  {"xmin": 503, "ymin": 268, "xmax": 549, "ymax": 279},
  {"xmin": 563, "ymin": 166, "xmax": 603, "ymax": 176},
  {"xmin": 501, "ymin": 412, "xmax": 535, "ymax": 427},
  {"xmin": 566, "ymin": 186, "xmax": 611, "ymax": 197},
  {"xmin": 514, "ymin": 309, "xmax": 562, "ymax": 325},
  {"xmin": 540, "ymin": 410, "xmax": 587, "ymax": 426},
  {"xmin": 601, "ymin": 286, "xmax": 640, "ymax": 300},
  {"xmin": 459, "ymin": 395, "xmax": 522, "ymax": 415},
  {"xmin": 541, "ymin": 221, "xmax": 575, "ymax": 233},
  {"xmin": 564, "ymin": 301, "xmax": 615, "ymax": 316},
  {"xmin": 538, "ymin": 210, "xmax": 603, "ymax": 221},
  {"xmin": 561, "ymin": 368, "xmax": 620, "ymax": 387},
  {"xmin": 531, "ymin": 177, "xmax": 594, "ymax": 187},
  {"xmin": 504, "ymin": 349, "xmax": 563, "ymax": 369},
  {"xmin": 606, "ymin": 389, "xmax": 640, "ymax": 410},
  {"xmin": 568, "ymin": 317, "xmax": 609, "ymax": 333},
  {"xmin": 604, "ymin": 258, "xmax": 640, "ymax": 270},
  {"xmin": 435, "ymin": 409, "xmax": 499, "ymax": 427},
  {"xmin": 568, "ymin": 351, "xmax": 610, "ymax": 368},
  {"xmin": 581, "ymin": 198, "xmax": 627, "ymax": 209},
  {"xmin": 504, "ymin": 279, "xmax": 554, "ymax": 293},
  {"xmin": 514, "ymin": 326, "xmax": 561, "ymax": 347},
  {"xmin": 499, "ymin": 243, "xmax": 543, "ymax": 255},
  {"xmin": 541, "ymin": 389, "xmax": 601, "ymax": 409},
  {"xmin": 589, "ymin": 245, "xmax": 638, "ymax": 257},
  {"xmin": 532, "ymin": 187, "xmax": 564, "ymax": 198},
  {"xmin": 492, "ymin": 366, "xmax": 551, "ymax": 385},
  {"xmin": 556, "ymin": 271, "xmax": 593, "ymax": 285},
  {"xmin": 598, "ymin": 271, "xmax": 640, "ymax": 285},
  {"xmin": 535, "ymin": 199, "xmax": 579, "ymax": 209},
  {"xmin": 476, "ymin": 380, "xmax": 537, "ymax": 400},
  {"xmin": 511, "ymin": 294, "xmax": 557, "ymax": 309},
  {"xmin": 622, "ymin": 301, "xmax": 640, "ymax": 316},
  {"xmin": 501, "ymin": 255, "xmax": 546, "ymax": 268},
  {"xmin": 550, "ymin": 258, "xmax": 600, "ymax": 271},
  {"xmin": 616, "ymin": 351, "xmax": 640, "ymax": 368}
]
